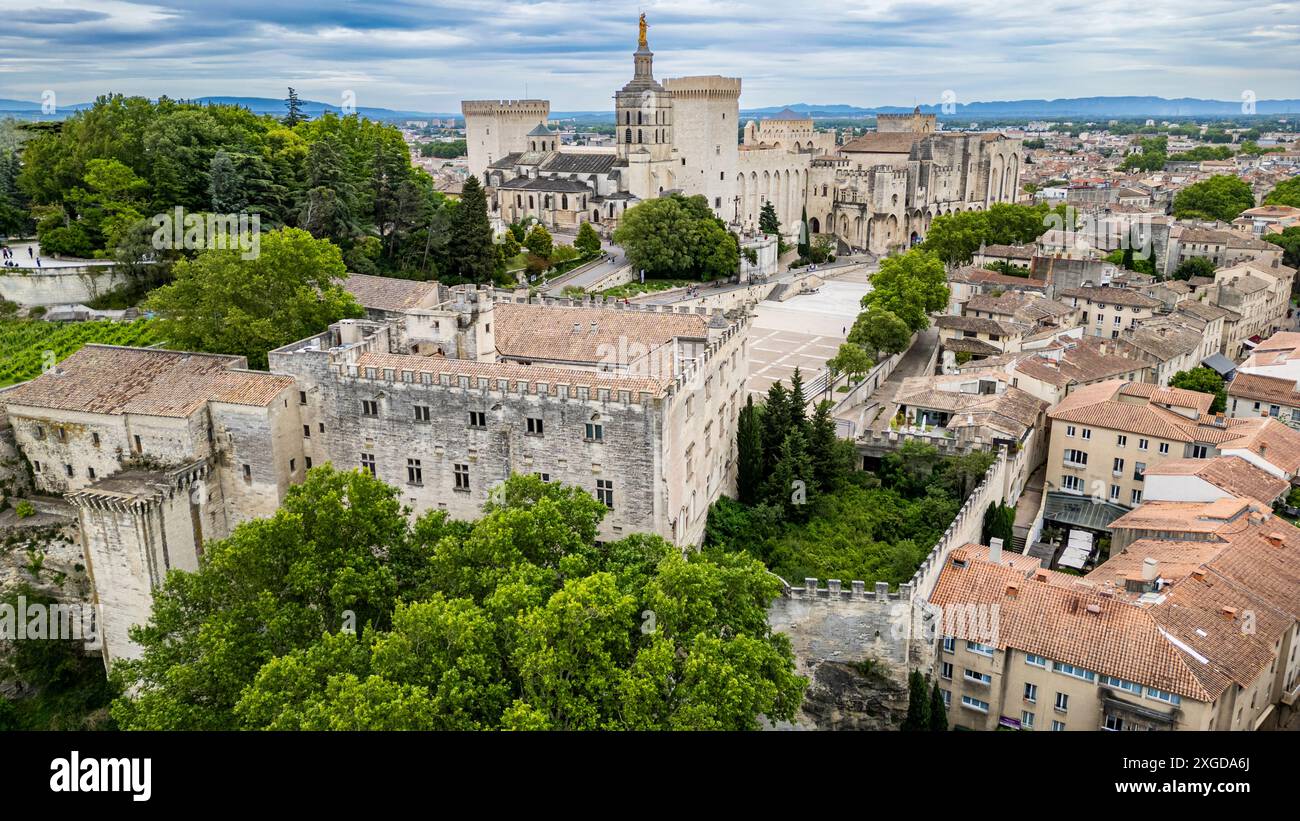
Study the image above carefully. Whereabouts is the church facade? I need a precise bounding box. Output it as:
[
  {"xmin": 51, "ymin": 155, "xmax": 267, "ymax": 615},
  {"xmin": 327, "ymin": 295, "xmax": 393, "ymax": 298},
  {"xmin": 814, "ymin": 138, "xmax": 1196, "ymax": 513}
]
[{"xmin": 462, "ymin": 17, "xmax": 1023, "ymax": 256}]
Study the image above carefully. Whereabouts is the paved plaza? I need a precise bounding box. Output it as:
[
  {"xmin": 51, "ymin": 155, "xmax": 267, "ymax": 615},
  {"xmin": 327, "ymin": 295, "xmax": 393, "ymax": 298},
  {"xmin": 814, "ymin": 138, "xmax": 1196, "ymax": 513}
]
[{"xmin": 745, "ymin": 279, "xmax": 871, "ymax": 402}]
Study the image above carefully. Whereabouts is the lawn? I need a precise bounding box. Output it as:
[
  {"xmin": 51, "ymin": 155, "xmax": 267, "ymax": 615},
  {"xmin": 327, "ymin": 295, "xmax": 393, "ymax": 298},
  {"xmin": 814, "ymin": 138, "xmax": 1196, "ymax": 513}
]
[{"xmin": 599, "ymin": 278, "xmax": 694, "ymax": 299}]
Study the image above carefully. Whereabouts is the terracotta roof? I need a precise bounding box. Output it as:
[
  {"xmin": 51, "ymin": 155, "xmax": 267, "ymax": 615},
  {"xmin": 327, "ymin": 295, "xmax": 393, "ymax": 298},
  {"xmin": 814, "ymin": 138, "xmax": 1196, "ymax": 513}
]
[
  {"xmin": 3, "ymin": 345, "xmax": 294, "ymax": 418},
  {"xmin": 930, "ymin": 553, "xmax": 1214, "ymax": 701},
  {"xmin": 1108, "ymin": 497, "xmax": 1256, "ymax": 536},
  {"xmin": 934, "ymin": 314, "xmax": 1028, "ymax": 336},
  {"xmin": 1228, "ymin": 372, "xmax": 1300, "ymax": 407},
  {"xmin": 947, "ymin": 265, "xmax": 1047, "ymax": 289},
  {"xmin": 343, "ymin": 274, "xmax": 440, "ymax": 313},
  {"xmin": 1061, "ymin": 286, "xmax": 1162, "ymax": 309},
  {"xmin": 493, "ymin": 302, "xmax": 708, "ymax": 367},
  {"xmin": 1144, "ymin": 455, "xmax": 1290, "ymax": 504}
]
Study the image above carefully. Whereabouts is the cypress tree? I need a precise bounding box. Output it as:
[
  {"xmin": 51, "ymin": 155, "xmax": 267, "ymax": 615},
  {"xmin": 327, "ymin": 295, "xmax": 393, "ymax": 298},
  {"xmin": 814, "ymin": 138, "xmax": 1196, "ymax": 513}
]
[
  {"xmin": 902, "ymin": 670, "xmax": 931, "ymax": 731},
  {"xmin": 764, "ymin": 428, "xmax": 816, "ymax": 521},
  {"xmin": 736, "ymin": 396, "xmax": 765, "ymax": 505},
  {"xmin": 798, "ymin": 205, "xmax": 811, "ymax": 260},
  {"xmin": 808, "ymin": 399, "xmax": 846, "ymax": 490},
  {"xmin": 761, "ymin": 382, "xmax": 790, "ymax": 476},
  {"xmin": 448, "ymin": 175, "xmax": 496, "ymax": 283},
  {"xmin": 788, "ymin": 367, "xmax": 808, "ymax": 434},
  {"xmin": 928, "ymin": 680, "xmax": 948, "ymax": 731}
]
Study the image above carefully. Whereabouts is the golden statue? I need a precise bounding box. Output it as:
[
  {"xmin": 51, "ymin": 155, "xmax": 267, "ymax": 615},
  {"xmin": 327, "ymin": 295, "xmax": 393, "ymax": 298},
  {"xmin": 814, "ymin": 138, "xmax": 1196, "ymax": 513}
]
[{"xmin": 638, "ymin": 13, "xmax": 648, "ymax": 47}]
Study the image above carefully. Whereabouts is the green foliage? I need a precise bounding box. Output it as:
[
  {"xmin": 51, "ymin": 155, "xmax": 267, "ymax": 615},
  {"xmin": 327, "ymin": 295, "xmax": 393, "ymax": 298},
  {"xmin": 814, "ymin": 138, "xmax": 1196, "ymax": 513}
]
[
  {"xmin": 612, "ymin": 193, "xmax": 739, "ymax": 281},
  {"xmin": 736, "ymin": 395, "xmax": 764, "ymax": 506},
  {"xmin": 1264, "ymin": 177, "xmax": 1300, "ymax": 209},
  {"xmin": 446, "ymin": 175, "xmax": 496, "ymax": 283},
  {"xmin": 848, "ymin": 306, "xmax": 912, "ymax": 359},
  {"xmin": 14, "ymin": 500, "xmax": 35, "ymax": 519},
  {"xmin": 826, "ymin": 342, "xmax": 874, "ymax": 383},
  {"xmin": 759, "ymin": 201, "xmax": 781, "ymax": 235},
  {"xmin": 1172, "ymin": 256, "xmax": 1217, "ymax": 281},
  {"xmin": 0, "ymin": 319, "xmax": 160, "ymax": 387},
  {"xmin": 0, "ymin": 585, "xmax": 116, "ymax": 730},
  {"xmin": 16, "ymin": 95, "xmax": 449, "ymax": 277},
  {"xmin": 928, "ymin": 679, "xmax": 948, "ymax": 731},
  {"xmin": 1119, "ymin": 136, "xmax": 1168, "ymax": 172},
  {"xmin": 111, "ymin": 467, "xmax": 805, "ymax": 730},
  {"xmin": 902, "ymin": 670, "xmax": 930, "ymax": 731},
  {"xmin": 1263, "ymin": 227, "xmax": 1300, "ymax": 269},
  {"xmin": 1172, "ymin": 175, "xmax": 1256, "ymax": 222},
  {"xmin": 982, "ymin": 501, "xmax": 1015, "ymax": 547},
  {"xmin": 1167, "ymin": 145, "xmax": 1233, "ymax": 162},
  {"xmin": 575, "ymin": 221, "xmax": 602, "ymax": 258},
  {"xmin": 419, "ymin": 140, "xmax": 467, "ymax": 159},
  {"xmin": 1169, "ymin": 366, "xmax": 1226, "ymax": 413},
  {"xmin": 523, "ymin": 223, "xmax": 553, "ymax": 261},
  {"xmin": 921, "ymin": 202, "xmax": 1064, "ymax": 266},
  {"xmin": 142, "ymin": 227, "xmax": 362, "ymax": 370},
  {"xmin": 859, "ymin": 249, "xmax": 948, "ymax": 333}
]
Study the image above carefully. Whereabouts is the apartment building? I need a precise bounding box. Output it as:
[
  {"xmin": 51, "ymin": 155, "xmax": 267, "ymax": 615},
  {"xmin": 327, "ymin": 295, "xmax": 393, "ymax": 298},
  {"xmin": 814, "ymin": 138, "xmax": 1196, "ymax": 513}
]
[
  {"xmin": 1044, "ymin": 379, "xmax": 1300, "ymax": 517},
  {"xmin": 930, "ymin": 511, "xmax": 1300, "ymax": 731},
  {"xmin": 1208, "ymin": 260, "xmax": 1297, "ymax": 359},
  {"xmin": 1060, "ymin": 285, "xmax": 1162, "ymax": 340}
]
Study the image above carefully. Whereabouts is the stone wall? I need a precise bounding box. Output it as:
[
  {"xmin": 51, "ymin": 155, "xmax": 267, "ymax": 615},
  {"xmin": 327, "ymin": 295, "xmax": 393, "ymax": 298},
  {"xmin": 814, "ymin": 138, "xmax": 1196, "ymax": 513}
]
[{"xmin": 0, "ymin": 266, "xmax": 128, "ymax": 307}]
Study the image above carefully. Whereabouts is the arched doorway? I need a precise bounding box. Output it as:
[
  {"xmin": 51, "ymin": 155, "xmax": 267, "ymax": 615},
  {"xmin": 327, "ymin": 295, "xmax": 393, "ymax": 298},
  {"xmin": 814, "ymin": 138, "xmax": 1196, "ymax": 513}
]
[{"xmin": 809, "ymin": 217, "xmax": 820, "ymax": 234}]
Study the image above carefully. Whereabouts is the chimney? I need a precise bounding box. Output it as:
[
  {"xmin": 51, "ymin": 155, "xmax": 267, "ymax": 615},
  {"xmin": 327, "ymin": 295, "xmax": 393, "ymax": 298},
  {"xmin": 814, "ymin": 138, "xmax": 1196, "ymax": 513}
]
[
  {"xmin": 1192, "ymin": 568, "xmax": 1207, "ymax": 581},
  {"xmin": 590, "ymin": 321, "xmax": 598, "ymax": 334},
  {"xmin": 989, "ymin": 537, "xmax": 1003, "ymax": 564},
  {"xmin": 1258, "ymin": 442, "xmax": 1267, "ymax": 457},
  {"xmin": 1085, "ymin": 603, "xmax": 1102, "ymax": 615},
  {"xmin": 1266, "ymin": 532, "xmax": 1285, "ymax": 547},
  {"xmin": 572, "ymin": 323, "xmax": 580, "ymax": 334},
  {"xmin": 1220, "ymin": 605, "xmax": 1237, "ymax": 621},
  {"xmin": 1033, "ymin": 570, "xmax": 1049, "ymax": 583},
  {"xmin": 1141, "ymin": 557, "xmax": 1159, "ymax": 582},
  {"xmin": 1005, "ymin": 582, "xmax": 1019, "ymax": 599}
]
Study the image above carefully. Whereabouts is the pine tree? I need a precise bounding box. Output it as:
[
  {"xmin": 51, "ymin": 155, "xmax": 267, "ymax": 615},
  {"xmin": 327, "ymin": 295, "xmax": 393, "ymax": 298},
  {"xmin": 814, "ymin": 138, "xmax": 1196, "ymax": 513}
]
[
  {"xmin": 902, "ymin": 670, "xmax": 931, "ymax": 731},
  {"xmin": 736, "ymin": 396, "xmax": 765, "ymax": 505},
  {"xmin": 208, "ymin": 150, "xmax": 244, "ymax": 213},
  {"xmin": 808, "ymin": 400, "xmax": 846, "ymax": 490},
  {"xmin": 761, "ymin": 382, "xmax": 791, "ymax": 476},
  {"xmin": 928, "ymin": 680, "xmax": 948, "ymax": 731},
  {"xmin": 283, "ymin": 87, "xmax": 305, "ymax": 127},
  {"xmin": 788, "ymin": 367, "xmax": 808, "ymax": 434},
  {"xmin": 759, "ymin": 201, "xmax": 781, "ymax": 235},
  {"xmin": 764, "ymin": 428, "xmax": 816, "ymax": 520},
  {"xmin": 448, "ymin": 175, "xmax": 496, "ymax": 283}
]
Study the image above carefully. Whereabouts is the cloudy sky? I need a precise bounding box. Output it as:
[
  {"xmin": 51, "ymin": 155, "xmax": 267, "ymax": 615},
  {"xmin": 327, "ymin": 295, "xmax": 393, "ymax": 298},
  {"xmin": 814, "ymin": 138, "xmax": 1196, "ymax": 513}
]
[{"xmin": 0, "ymin": 0, "xmax": 1297, "ymax": 113}]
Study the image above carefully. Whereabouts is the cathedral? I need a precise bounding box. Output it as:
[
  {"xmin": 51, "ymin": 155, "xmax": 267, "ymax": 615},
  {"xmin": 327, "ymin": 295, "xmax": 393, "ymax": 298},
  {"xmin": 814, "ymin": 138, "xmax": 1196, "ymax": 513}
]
[{"xmin": 462, "ymin": 15, "xmax": 1023, "ymax": 256}]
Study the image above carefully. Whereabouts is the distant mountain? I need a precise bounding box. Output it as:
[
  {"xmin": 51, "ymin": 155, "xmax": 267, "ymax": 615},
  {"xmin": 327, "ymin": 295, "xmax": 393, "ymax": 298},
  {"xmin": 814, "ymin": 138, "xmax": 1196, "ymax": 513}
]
[
  {"xmin": 0, "ymin": 95, "xmax": 457, "ymax": 121},
  {"xmin": 743, "ymin": 97, "xmax": 1300, "ymax": 119}
]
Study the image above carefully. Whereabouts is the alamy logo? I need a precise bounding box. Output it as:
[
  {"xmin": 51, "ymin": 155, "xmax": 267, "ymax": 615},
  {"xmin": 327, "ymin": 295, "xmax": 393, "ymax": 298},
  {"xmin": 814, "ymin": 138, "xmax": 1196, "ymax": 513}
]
[
  {"xmin": 49, "ymin": 752, "xmax": 151, "ymax": 802},
  {"xmin": 0, "ymin": 596, "xmax": 100, "ymax": 649},
  {"xmin": 150, "ymin": 206, "xmax": 261, "ymax": 260}
]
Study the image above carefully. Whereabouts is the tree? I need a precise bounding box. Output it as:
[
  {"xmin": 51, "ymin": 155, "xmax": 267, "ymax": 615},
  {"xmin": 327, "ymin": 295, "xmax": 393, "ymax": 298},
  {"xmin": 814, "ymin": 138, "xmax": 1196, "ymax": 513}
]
[
  {"xmin": 849, "ymin": 306, "xmax": 913, "ymax": 359},
  {"xmin": 1264, "ymin": 227, "xmax": 1300, "ymax": 269},
  {"xmin": 1263, "ymin": 177, "xmax": 1300, "ymax": 209},
  {"xmin": 283, "ymin": 87, "xmax": 306, "ymax": 127},
  {"xmin": 787, "ymin": 367, "xmax": 808, "ymax": 435},
  {"xmin": 760, "ymin": 381, "xmax": 791, "ymax": 476},
  {"xmin": 982, "ymin": 501, "xmax": 1016, "ymax": 547},
  {"xmin": 612, "ymin": 193, "xmax": 739, "ymax": 281},
  {"xmin": 928, "ymin": 680, "xmax": 948, "ymax": 731},
  {"xmin": 208, "ymin": 150, "xmax": 245, "ymax": 213},
  {"xmin": 798, "ymin": 205, "xmax": 811, "ymax": 260},
  {"xmin": 808, "ymin": 400, "xmax": 850, "ymax": 490},
  {"xmin": 524, "ymin": 223, "xmax": 553, "ymax": 261},
  {"xmin": 736, "ymin": 395, "xmax": 765, "ymax": 505},
  {"xmin": 902, "ymin": 670, "xmax": 931, "ymax": 731},
  {"xmin": 826, "ymin": 342, "xmax": 874, "ymax": 384},
  {"xmin": 446, "ymin": 175, "xmax": 496, "ymax": 283},
  {"xmin": 575, "ymin": 221, "xmax": 602, "ymax": 257},
  {"xmin": 142, "ymin": 227, "xmax": 363, "ymax": 369},
  {"xmin": 860, "ymin": 249, "xmax": 949, "ymax": 333},
  {"xmin": 1172, "ymin": 256, "xmax": 1217, "ymax": 281},
  {"xmin": 764, "ymin": 428, "xmax": 816, "ymax": 521},
  {"xmin": 759, "ymin": 201, "xmax": 781, "ymax": 235},
  {"xmin": 1172, "ymin": 175, "xmax": 1256, "ymax": 222},
  {"xmin": 1169, "ymin": 366, "xmax": 1227, "ymax": 414},
  {"xmin": 113, "ymin": 468, "xmax": 806, "ymax": 730}
]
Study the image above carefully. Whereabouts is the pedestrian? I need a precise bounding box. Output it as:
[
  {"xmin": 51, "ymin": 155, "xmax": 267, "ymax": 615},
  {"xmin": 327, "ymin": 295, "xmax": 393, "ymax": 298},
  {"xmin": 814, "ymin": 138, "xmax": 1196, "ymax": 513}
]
[
  {"xmin": 35, "ymin": 257, "xmax": 41, "ymax": 268},
  {"xmin": 28, "ymin": 246, "xmax": 33, "ymax": 258}
]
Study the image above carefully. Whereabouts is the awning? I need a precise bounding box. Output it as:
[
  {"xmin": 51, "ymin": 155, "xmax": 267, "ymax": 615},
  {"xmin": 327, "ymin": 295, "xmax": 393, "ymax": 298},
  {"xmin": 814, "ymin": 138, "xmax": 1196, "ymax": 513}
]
[{"xmin": 1201, "ymin": 352, "xmax": 1237, "ymax": 377}]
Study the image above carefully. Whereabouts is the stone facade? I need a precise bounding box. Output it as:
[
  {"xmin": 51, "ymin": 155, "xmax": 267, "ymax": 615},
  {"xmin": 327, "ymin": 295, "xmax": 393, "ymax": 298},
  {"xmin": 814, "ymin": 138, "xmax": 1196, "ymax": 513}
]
[{"xmin": 462, "ymin": 19, "xmax": 1023, "ymax": 253}]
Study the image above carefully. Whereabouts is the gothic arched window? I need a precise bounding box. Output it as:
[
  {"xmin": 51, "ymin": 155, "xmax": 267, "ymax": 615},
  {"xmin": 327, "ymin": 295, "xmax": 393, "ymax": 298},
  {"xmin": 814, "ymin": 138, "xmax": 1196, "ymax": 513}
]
[{"xmin": 625, "ymin": 128, "xmax": 632, "ymax": 144}]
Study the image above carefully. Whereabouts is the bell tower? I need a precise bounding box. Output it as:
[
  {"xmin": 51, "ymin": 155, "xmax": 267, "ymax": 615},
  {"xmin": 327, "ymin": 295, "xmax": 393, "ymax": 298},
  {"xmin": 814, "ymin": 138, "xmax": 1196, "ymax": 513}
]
[{"xmin": 614, "ymin": 13, "xmax": 674, "ymax": 175}]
